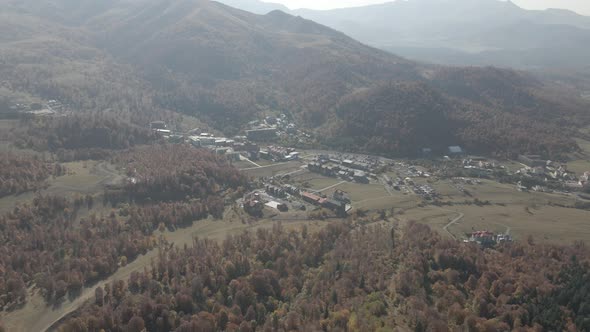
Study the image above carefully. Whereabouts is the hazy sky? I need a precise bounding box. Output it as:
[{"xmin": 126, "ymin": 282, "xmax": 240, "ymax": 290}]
[{"xmin": 271, "ymin": 0, "xmax": 590, "ymax": 15}]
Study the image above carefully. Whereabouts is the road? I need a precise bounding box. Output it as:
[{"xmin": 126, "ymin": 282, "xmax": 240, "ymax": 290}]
[
  {"xmin": 379, "ymin": 176, "xmax": 395, "ymax": 196},
  {"xmin": 239, "ymin": 162, "xmax": 289, "ymax": 171},
  {"xmin": 2, "ymin": 246, "xmax": 165, "ymax": 332},
  {"xmin": 314, "ymin": 181, "xmax": 347, "ymax": 193},
  {"xmin": 239, "ymin": 155, "xmax": 261, "ymax": 168},
  {"xmin": 275, "ymin": 168, "xmax": 306, "ymax": 178},
  {"xmin": 442, "ymin": 211, "xmax": 465, "ymax": 240}
]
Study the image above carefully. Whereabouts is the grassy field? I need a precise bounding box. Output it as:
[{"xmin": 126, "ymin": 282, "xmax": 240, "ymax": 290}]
[
  {"xmin": 292, "ymin": 173, "xmax": 342, "ymax": 191},
  {"xmin": 449, "ymin": 204, "xmax": 590, "ymax": 244},
  {"xmin": 0, "ymin": 160, "xmax": 123, "ymax": 213},
  {"xmin": 398, "ymin": 206, "xmax": 457, "ymax": 237},
  {"xmin": 397, "ymin": 175, "xmax": 590, "ymax": 245}
]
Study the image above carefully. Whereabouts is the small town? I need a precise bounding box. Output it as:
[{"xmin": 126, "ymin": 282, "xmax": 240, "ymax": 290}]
[{"xmin": 139, "ymin": 114, "xmax": 590, "ymax": 248}]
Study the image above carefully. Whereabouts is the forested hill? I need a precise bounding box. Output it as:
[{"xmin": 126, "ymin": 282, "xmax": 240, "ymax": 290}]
[{"xmin": 1, "ymin": 0, "xmax": 589, "ymax": 158}]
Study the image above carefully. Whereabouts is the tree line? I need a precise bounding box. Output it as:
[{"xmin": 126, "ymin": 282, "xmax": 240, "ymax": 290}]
[
  {"xmin": 6, "ymin": 113, "xmax": 159, "ymax": 161},
  {"xmin": 0, "ymin": 153, "xmax": 66, "ymax": 198}
]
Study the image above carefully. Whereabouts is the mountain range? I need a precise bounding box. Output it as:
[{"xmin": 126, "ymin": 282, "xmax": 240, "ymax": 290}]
[
  {"xmin": 1, "ymin": 0, "xmax": 589, "ymax": 158},
  {"xmin": 219, "ymin": 0, "xmax": 590, "ymax": 70}
]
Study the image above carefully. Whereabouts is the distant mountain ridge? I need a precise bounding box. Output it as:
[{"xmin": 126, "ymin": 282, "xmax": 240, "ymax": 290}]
[{"xmin": 219, "ymin": 0, "xmax": 590, "ymax": 69}]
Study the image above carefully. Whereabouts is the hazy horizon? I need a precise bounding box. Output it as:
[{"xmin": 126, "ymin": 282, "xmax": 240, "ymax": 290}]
[{"xmin": 268, "ymin": 0, "xmax": 590, "ymax": 16}]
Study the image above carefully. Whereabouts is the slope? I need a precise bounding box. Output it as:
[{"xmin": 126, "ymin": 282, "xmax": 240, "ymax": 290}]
[
  {"xmin": 1, "ymin": 0, "xmax": 588, "ymax": 159},
  {"xmin": 81, "ymin": 0, "xmax": 419, "ymax": 129}
]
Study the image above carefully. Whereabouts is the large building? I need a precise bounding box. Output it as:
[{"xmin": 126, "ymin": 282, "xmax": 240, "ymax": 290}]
[
  {"xmin": 448, "ymin": 146, "xmax": 465, "ymax": 156},
  {"xmin": 246, "ymin": 128, "xmax": 277, "ymax": 141}
]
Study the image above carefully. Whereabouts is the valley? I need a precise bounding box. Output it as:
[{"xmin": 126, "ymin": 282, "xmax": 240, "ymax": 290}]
[{"xmin": 0, "ymin": 0, "xmax": 589, "ymax": 331}]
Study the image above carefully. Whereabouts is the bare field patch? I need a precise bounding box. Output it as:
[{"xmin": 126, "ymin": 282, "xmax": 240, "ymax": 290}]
[
  {"xmin": 355, "ymin": 195, "xmax": 418, "ymax": 211},
  {"xmin": 332, "ymin": 183, "xmax": 388, "ymax": 202},
  {"xmin": 47, "ymin": 161, "xmax": 123, "ymax": 195},
  {"xmin": 399, "ymin": 206, "xmax": 458, "ymax": 236},
  {"xmin": 0, "ymin": 160, "xmax": 123, "ymax": 213},
  {"xmin": 300, "ymin": 176, "xmax": 342, "ymax": 191},
  {"xmin": 0, "ymin": 192, "xmax": 36, "ymax": 214}
]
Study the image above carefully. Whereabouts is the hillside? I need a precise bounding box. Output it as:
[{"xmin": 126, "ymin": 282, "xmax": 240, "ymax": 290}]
[
  {"xmin": 56, "ymin": 222, "xmax": 590, "ymax": 332},
  {"xmin": 81, "ymin": 0, "xmax": 419, "ymax": 129},
  {"xmin": 1, "ymin": 0, "xmax": 589, "ymax": 158},
  {"xmin": 222, "ymin": 0, "xmax": 590, "ymax": 70}
]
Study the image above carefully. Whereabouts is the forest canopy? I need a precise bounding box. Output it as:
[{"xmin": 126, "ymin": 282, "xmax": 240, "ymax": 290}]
[{"xmin": 57, "ymin": 221, "xmax": 590, "ymax": 332}]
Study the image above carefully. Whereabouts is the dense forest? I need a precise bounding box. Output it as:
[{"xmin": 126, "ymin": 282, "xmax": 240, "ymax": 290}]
[
  {"xmin": 111, "ymin": 145, "xmax": 249, "ymax": 204},
  {"xmin": 0, "ymin": 146, "xmax": 247, "ymax": 309},
  {"xmin": 5, "ymin": 114, "xmax": 158, "ymax": 161},
  {"xmin": 0, "ymin": 153, "xmax": 65, "ymax": 197},
  {"xmin": 326, "ymin": 81, "xmax": 581, "ymax": 159},
  {"xmin": 56, "ymin": 221, "xmax": 590, "ymax": 331}
]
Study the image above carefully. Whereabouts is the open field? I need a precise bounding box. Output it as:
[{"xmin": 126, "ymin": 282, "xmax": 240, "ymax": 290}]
[
  {"xmin": 434, "ymin": 178, "xmax": 576, "ymax": 206},
  {"xmin": 397, "ymin": 176, "xmax": 590, "ymax": 245},
  {"xmin": 0, "ymin": 192, "xmax": 37, "ymax": 214},
  {"xmin": 292, "ymin": 173, "xmax": 343, "ymax": 191},
  {"xmin": 448, "ymin": 204, "xmax": 590, "ymax": 244},
  {"xmin": 398, "ymin": 206, "xmax": 458, "ymax": 238},
  {"xmin": 329, "ymin": 182, "xmax": 388, "ymax": 202},
  {"xmin": 567, "ymin": 138, "xmax": 590, "ymax": 174},
  {"xmin": 0, "ymin": 160, "xmax": 123, "ymax": 214},
  {"xmin": 1, "ymin": 217, "xmax": 327, "ymax": 332},
  {"xmin": 400, "ymin": 201, "xmax": 590, "ymax": 245}
]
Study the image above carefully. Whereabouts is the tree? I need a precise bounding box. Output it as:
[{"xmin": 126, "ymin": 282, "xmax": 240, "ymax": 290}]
[
  {"xmin": 127, "ymin": 316, "xmax": 145, "ymax": 332},
  {"xmin": 95, "ymin": 287, "xmax": 104, "ymax": 306}
]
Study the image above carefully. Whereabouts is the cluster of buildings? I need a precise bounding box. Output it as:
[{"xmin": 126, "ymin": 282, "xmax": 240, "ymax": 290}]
[
  {"xmin": 150, "ymin": 121, "xmax": 173, "ymax": 137},
  {"xmin": 300, "ymin": 191, "xmax": 349, "ymax": 216},
  {"xmin": 243, "ymin": 192, "xmax": 265, "ymax": 216},
  {"xmin": 307, "ymin": 162, "xmax": 371, "ymax": 184},
  {"xmin": 391, "ymin": 162, "xmax": 429, "ymax": 179},
  {"xmin": 265, "ymin": 184, "xmax": 286, "ymax": 198},
  {"xmin": 414, "ymin": 184, "xmax": 437, "ymax": 200},
  {"xmin": 3, "ymin": 99, "xmax": 68, "ymax": 118},
  {"xmin": 462, "ymin": 157, "xmax": 504, "ymax": 176},
  {"xmin": 306, "ymin": 154, "xmax": 386, "ymax": 184},
  {"xmin": 246, "ymin": 114, "xmax": 299, "ymax": 141},
  {"xmin": 186, "ymin": 134, "xmax": 242, "ymax": 161},
  {"xmin": 307, "ymin": 162, "xmax": 370, "ymax": 184},
  {"xmin": 243, "ymin": 180, "xmax": 352, "ymax": 217},
  {"xmin": 466, "ymin": 231, "xmax": 512, "ymax": 247},
  {"xmin": 516, "ymin": 154, "xmax": 586, "ymax": 190},
  {"xmin": 260, "ymin": 145, "xmax": 300, "ymax": 162}
]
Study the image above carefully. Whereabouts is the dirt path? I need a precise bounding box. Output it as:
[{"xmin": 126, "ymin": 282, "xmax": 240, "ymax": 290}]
[
  {"xmin": 315, "ymin": 181, "xmax": 347, "ymax": 193},
  {"xmin": 442, "ymin": 210, "xmax": 465, "ymax": 240},
  {"xmin": 239, "ymin": 155, "xmax": 261, "ymax": 168},
  {"xmin": 2, "ymin": 219, "xmax": 314, "ymax": 332}
]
